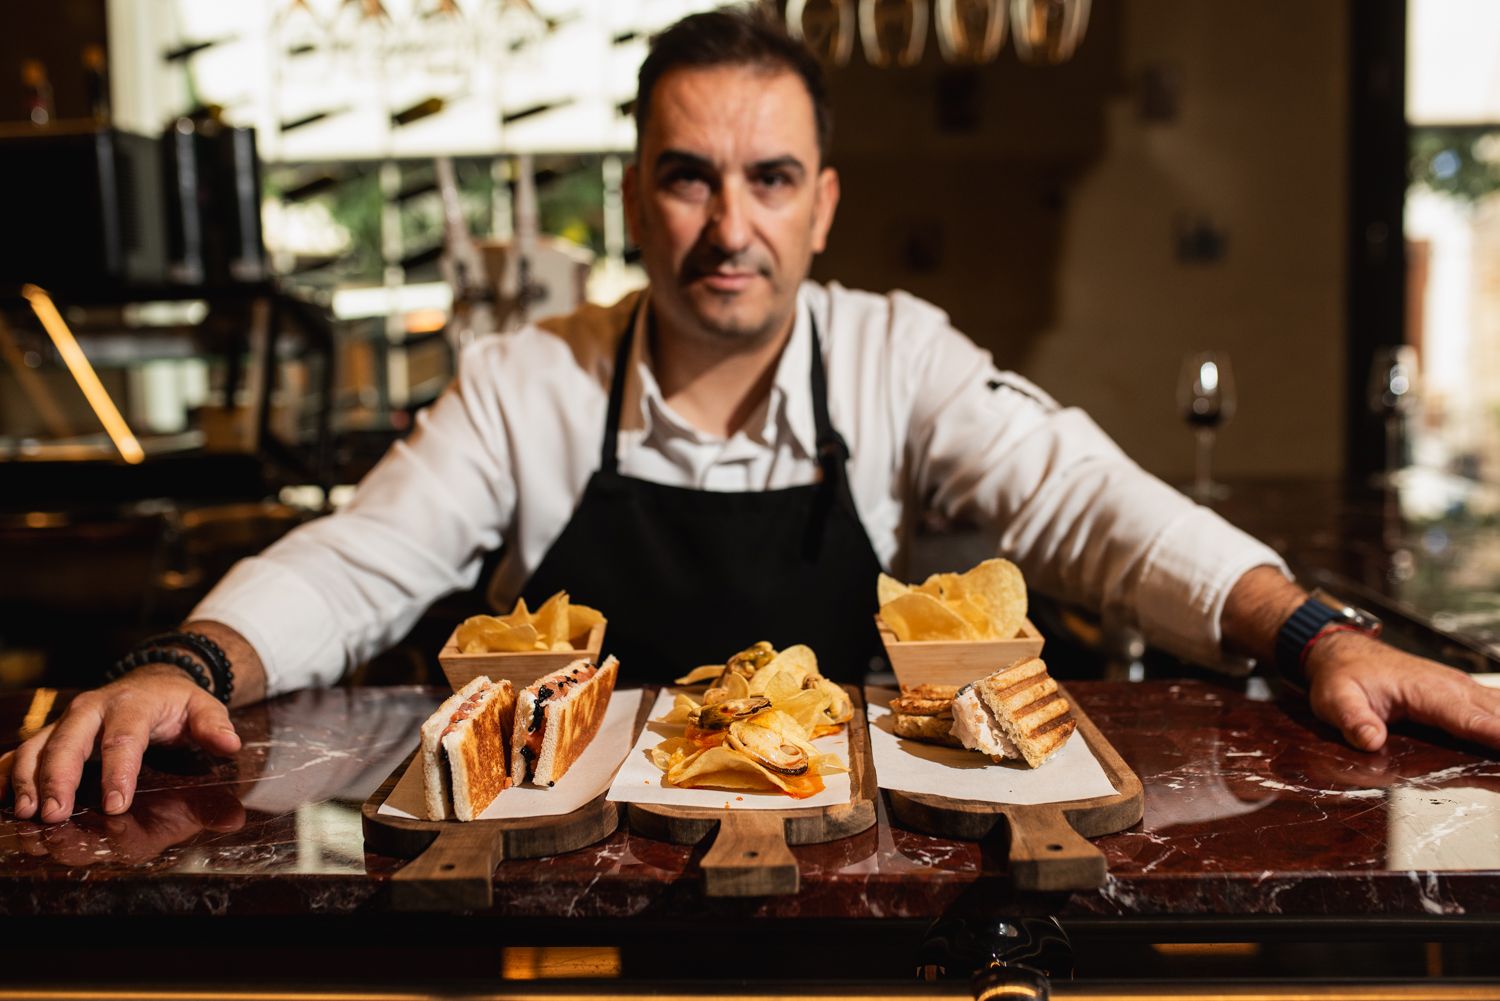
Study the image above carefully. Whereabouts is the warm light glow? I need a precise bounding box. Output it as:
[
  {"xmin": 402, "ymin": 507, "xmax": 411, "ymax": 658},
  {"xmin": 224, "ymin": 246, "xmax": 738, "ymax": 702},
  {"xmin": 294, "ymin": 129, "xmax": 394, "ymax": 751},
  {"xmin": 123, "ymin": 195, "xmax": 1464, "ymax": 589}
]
[
  {"xmin": 1152, "ymin": 941, "xmax": 1260, "ymax": 957},
  {"xmin": 21, "ymin": 284, "xmax": 145, "ymax": 465},
  {"xmin": 502, "ymin": 946, "xmax": 622, "ymax": 980},
  {"xmin": 1199, "ymin": 360, "xmax": 1219, "ymax": 393},
  {"xmin": 19, "ymin": 688, "xmax": 56, "ymax": 740}
]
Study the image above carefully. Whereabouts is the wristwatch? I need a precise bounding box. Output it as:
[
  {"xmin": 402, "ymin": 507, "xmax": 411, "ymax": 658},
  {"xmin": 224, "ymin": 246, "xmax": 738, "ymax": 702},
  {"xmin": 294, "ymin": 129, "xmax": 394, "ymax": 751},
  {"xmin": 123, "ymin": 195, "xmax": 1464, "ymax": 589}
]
[{"xmin": 1274, "ymin": 588, "xmax": 1383, "ymax": 687}]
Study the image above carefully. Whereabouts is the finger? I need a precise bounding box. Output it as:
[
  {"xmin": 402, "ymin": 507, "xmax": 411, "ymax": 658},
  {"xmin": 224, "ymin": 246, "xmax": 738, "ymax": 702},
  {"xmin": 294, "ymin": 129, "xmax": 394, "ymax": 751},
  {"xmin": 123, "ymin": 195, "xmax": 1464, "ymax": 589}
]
[
  {"xmin": 1404, "ymin": 675, "xmax": 1500, "ymax": 749},
  {"xmin": 185, "ymin": 694, "xmax": 240, "ymax": 756},
  {"xmin": 98, "ymin": 698, "xmax": 154, "ymax": 815},
  {"xmin": 1311, "ymin": 674, "xmax": 1388, "ymax": 751},
  {"xmin": 34, "ymin": 698, "xmax": 105, "ymax": 823},
  {"xmin": 7, "ymin": 725, "xmax": 52, "ymax": 820}
]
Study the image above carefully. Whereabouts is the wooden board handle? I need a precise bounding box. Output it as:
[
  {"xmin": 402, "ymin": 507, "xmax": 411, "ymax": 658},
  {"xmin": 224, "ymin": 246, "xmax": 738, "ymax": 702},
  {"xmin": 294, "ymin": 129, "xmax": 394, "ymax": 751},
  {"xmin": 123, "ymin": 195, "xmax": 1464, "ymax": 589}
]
[
  {"xmin": 389, "ymin": 823, "xmax": 504, "ymax": 911},
  {"xmin": 700, "ymin": 812, "xmax": 799, "ymax": 897},
  {"xmin": 1005, "ymin": 808, "xmax": 1105, "ymax": 891}
]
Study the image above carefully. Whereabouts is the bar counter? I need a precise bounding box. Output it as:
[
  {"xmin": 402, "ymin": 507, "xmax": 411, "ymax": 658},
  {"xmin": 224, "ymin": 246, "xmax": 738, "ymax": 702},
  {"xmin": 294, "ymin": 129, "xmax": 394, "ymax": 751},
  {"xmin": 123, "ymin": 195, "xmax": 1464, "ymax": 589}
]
[{"xmin": 3, "ymin": 680, "xmax": 1496, "ymax": 923}]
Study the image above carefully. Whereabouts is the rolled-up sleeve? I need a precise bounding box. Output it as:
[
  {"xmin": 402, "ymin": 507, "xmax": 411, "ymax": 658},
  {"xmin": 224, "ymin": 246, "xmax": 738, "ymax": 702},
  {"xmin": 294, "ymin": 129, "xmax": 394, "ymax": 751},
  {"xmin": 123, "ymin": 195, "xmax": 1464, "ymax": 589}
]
[
  {"xmin": 900, "ymin": 302, "xmax": 1287, "ymax": 669},
  {"xmin": 191, "ymin": 341, "xmax": 516, "ymax": 696}
]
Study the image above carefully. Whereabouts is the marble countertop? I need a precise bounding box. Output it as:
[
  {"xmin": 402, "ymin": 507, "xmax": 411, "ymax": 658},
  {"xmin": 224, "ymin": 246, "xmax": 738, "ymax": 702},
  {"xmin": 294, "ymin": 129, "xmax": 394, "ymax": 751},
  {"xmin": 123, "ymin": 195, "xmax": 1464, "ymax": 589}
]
[{"xmin": 2, "ymin": 680, "xmax": 1496, "ymax": 920}]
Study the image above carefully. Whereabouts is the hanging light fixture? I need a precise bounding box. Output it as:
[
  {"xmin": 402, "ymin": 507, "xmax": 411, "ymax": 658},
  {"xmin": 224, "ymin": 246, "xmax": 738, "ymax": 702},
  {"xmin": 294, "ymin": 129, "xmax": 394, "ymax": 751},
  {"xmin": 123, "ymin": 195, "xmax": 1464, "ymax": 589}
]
[
  {"xmin": 1010, "ymin": 0, "xmax": 1091, "ymax": 66},
  {"xmin": 935, "ymin": 0, "xmax": 1007, "ymax": 64},
  {"xmin": 859, "ymin": 0, "xmax": 927, "ymax": 68},
  {"xmin": 785, "ymin": 0, "xmax": 856, "ymax": 67}
]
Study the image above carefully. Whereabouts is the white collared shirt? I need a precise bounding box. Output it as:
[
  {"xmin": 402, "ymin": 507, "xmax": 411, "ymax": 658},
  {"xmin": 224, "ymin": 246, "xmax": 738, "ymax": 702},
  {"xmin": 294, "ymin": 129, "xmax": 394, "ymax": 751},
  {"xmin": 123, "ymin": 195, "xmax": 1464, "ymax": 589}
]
[{"xmin": 193, "ymin": 282, "xmax": 1286, "ymax": 695}]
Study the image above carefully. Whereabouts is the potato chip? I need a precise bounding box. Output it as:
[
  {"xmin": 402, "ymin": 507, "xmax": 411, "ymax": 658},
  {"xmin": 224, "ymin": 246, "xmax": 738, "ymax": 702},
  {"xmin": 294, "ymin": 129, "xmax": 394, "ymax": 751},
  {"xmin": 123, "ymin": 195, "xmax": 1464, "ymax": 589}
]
[
  {"xmin": 917, "ymin": 572, "xmax": 960, "ymax": 600},
  {"xmin": 651, "ymin": 640, "xmax": 849, "ymax": 799},
  {"xmin": 532, "ymin": 591, "xmax": 569, "ymax": 648},
  {"xmin": 749, "ymin": 665, "xmax": 802, "ymax": 703},
  {"xmin": 955, "ymin": 558, "xmax": 1027, "ymax": 640},
  {"xmin": 764, "ymin": 644, "xmax": 818, "ymax": 683},
  {"xmin": 455, "ymin": 591, "xmax": 604, "ymax": 653},
  {"xmin": 491, "ymin": 622, "xmax": 542, "ymax": 652},
  {"xmin": 667, "ymin": 745, "xmax": 824, "ymax": 798},
  {"xmin": 877, "ymin": 559, "xmax": 1028, "ymax": 641},
  {"xmin": 880, "ymin": 591, "xmax": 971, "ymax": 642},
  {"xmin": 567, "ymin": 602, "xmax": 605, "ymax": 644},
  {"xmin": 675, "ymin": 664, "xmax": 723, "ymax": 685},
  {"xmin": 877, "ymin": 573, "xmax": 910, "ymax": 607}
]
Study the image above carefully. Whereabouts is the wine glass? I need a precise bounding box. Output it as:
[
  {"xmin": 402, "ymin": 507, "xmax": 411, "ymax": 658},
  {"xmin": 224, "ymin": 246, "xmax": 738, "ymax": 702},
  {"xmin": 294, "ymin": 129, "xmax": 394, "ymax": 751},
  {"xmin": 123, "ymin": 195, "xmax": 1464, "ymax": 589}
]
[
  {"xmin": 1010, "ymin": 0, "xmax": 1092, "ymax": 65},
  {"xmin": 859, "ymin": 0, "xmax": 928, "ymax": 68},
  {"xmin": 936, "ymin": 0, "xmax": 1008, "ymax": 65},
  {"xmin": 1367, "ymin": 345, "xmax": 1420, "ymax": 489},
  {"xmin": 1177, "ymin": 351, "xmax": 1236, "ymax": 503},
  {"xmin": 786, "ymin": 0, "xmax": 856, "ymax": 67}
]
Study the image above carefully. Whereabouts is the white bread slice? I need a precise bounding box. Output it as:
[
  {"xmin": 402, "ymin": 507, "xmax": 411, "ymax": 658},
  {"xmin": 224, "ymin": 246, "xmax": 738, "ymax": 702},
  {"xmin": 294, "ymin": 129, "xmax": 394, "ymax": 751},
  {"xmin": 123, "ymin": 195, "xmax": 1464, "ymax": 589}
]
[
  {"xmin": 512, "ymin": 656, "xmax": 619, "ymax": 787},
  {"xmin": 420, "ymin": 677, "xmax": 488, "ymax": 821},
  {"xmin": 442, "ymin": 678, "xmax": 516, "ymax": 821},
  {"xmin": 974, "ymin": 656, "xmax": 1075, "ymax": 768}
]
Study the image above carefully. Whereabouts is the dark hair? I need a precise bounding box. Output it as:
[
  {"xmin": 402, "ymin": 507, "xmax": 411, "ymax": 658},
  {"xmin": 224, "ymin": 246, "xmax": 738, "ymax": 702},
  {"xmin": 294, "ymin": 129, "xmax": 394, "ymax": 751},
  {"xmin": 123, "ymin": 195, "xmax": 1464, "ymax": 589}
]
[{"xmin": 635, "ymin": 5, "xmax": 833, "ymax": 163}]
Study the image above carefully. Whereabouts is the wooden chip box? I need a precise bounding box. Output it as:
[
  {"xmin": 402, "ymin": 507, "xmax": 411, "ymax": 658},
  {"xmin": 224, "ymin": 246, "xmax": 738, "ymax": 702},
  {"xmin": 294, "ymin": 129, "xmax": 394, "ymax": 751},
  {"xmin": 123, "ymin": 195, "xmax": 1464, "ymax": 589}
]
[
  {"xmin": 877, "ymin": 614, "xmax": 1044, "ymax": 691},
  {"xmin": 437, "ymin": 621, "xmax": 606, "ymax": 691}
]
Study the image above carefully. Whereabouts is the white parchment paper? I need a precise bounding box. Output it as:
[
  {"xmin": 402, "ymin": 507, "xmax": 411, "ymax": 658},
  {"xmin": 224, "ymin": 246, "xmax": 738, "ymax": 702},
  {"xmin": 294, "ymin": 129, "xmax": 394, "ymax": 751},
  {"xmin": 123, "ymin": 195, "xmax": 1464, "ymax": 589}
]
[
  {"xmin": 379, "ymin": 688, "xmax": 643, "ymax": 821},
  {"xmin": 606, "ymin": 688, "xmax": 852, "ymax": 811},
  {"xmin": 864, "ymin": 686, "xmax": 1117, "ymax": 805}
]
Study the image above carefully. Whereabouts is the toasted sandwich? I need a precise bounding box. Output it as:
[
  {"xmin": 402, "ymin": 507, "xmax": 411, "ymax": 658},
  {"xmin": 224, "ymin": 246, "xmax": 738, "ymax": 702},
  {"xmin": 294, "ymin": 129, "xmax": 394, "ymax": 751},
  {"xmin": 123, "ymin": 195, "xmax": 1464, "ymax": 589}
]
[
  {"xmin": 951, "ymin": 656, "xmax": 1075, "ymax": 768},
  {"xmin": 890, "ymin": 684, "xmax": 964, "ymax": 749},
  {"xmin": 511, "ymin": 655, "xmax": 619, "ymax": 787},
  {"xmin": 421, "ymin": 675, "xmax": 517, "ymax": 821}
]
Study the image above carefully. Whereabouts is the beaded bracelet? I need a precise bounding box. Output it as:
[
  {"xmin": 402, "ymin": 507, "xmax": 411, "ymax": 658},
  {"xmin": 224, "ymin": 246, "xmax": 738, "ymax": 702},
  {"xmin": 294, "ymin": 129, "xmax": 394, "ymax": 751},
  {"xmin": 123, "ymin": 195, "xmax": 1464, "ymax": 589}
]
[
  {"xmin": 106, "ymin": 648, "xmax": 216, "ymax": 700},
  {"xmin": 152, "ymin": 631, "xmax": 234, "ymax": 704}
]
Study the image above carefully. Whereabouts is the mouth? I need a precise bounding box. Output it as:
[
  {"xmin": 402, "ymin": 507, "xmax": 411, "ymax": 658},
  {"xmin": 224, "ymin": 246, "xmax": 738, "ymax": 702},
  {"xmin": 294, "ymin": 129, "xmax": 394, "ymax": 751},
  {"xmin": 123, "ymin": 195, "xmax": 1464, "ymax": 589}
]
[{"xmin": 697, "ymin": 270, "xmax": 759, "ymax": 293}]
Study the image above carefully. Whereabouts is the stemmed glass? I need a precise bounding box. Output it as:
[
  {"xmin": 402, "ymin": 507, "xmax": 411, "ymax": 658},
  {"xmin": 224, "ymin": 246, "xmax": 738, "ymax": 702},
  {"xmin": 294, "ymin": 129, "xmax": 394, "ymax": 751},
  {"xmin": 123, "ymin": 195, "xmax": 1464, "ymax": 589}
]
[
  {"xmin": 1367, "ymin": 345, "xmax": 1420, "ymax": 489},
  {"xmin": 1010, "ymin": 0, "xmax": 1092, "ymax": 65},
  {"xmin": 1177, "ymin": 351, "xmax": 1236, "ymax": 502},
  {"xmin": 859, "ymin": 0, "xmax": 928, "ymax": 68},
  {"xmin": 786, "ymin": 0, "xmax": 856, "ymax": 67},
  {"xmin": 936, "ymin": 0, "xmax": 1008, "ymax": 64}
]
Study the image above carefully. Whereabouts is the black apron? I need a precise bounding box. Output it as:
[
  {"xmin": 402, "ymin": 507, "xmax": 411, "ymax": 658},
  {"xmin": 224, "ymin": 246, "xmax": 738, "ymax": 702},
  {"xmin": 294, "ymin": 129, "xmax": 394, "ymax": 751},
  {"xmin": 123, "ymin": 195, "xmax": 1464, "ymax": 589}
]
[{"xmin": 517, "ymin": 305, "xmax": 885, "ymax": 684}]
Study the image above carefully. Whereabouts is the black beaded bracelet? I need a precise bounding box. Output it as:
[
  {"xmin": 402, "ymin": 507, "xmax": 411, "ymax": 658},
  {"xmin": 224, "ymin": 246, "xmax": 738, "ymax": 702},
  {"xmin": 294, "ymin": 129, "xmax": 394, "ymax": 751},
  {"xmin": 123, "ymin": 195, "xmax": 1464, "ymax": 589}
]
[
  {"xmin": 106, "ymin": 647, "xmax": 216, "ymax": 700},
  {"xmin": 152, "ymin": 631, "xmax": 234, "ymax": 704}
]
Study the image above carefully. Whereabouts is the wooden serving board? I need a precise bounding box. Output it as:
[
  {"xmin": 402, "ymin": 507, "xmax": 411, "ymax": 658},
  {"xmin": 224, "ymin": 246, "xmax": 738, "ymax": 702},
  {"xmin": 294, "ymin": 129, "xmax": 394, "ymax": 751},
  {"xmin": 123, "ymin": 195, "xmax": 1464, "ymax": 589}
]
[
  {"xmin": 361, "ymin": 690, "xmax": 654, "ymax": 912},
  {"xmin": 883, "ymin": 683, "xmax": 1142, "ymax": 892},
  {"xmin": 625, "ymin": 685, "xmax": 877, "ymax": 898}
]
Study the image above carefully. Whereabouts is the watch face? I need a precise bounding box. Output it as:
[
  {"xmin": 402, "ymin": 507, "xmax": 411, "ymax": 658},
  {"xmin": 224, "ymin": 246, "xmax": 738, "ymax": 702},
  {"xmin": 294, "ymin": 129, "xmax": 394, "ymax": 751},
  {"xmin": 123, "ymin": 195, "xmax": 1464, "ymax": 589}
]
[{"xmin": 1310, "ymin": 588, "xmax": 1383, "ymax": 634}]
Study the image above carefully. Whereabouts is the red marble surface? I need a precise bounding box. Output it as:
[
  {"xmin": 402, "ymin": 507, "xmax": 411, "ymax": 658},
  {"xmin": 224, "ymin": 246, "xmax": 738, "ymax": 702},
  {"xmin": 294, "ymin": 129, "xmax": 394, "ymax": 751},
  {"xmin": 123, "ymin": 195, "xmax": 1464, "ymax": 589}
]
[{"xmin": 1, "ymin": 681, "xmax": 1496, "ymax": 919}]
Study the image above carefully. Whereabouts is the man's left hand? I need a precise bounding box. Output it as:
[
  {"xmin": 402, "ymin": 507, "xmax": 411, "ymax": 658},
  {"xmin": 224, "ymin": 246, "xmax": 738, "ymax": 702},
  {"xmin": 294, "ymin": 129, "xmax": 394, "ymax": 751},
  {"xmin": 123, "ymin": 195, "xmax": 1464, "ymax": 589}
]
[{"xmin": 1304, "ymin": 630, "xmax": 1500, "ymax": 752}]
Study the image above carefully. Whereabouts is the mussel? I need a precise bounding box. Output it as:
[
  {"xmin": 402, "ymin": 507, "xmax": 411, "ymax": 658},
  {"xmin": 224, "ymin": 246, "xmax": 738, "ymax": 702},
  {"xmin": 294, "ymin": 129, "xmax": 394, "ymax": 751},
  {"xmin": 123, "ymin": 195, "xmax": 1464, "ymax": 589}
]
[
  {"xmin": 821, "ymin": 682, "xmax": 854, "ymax": 725},
  {"xmin": 727, "ymin": 721, "xmax": 810, "ymax": 775},
  {"xmin": 695, "ymin": 695, "xmax": 773, "ymax": 731},
  {"xmin": 721, "ymin": 641, "xmax": 776, "ymax": 681}
]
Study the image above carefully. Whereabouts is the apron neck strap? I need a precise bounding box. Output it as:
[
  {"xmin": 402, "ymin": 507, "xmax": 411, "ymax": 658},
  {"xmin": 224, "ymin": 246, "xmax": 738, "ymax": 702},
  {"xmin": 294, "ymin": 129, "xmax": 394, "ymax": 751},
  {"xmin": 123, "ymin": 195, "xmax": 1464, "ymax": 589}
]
[{"xmin": 601, "ymin": 296, "xmax": 844, "ymax": 474}]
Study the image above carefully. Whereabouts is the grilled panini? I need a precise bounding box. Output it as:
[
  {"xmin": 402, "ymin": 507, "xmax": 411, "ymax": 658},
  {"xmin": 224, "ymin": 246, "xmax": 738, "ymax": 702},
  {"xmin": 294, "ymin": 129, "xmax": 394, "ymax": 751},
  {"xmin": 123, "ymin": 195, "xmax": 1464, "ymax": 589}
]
[{"xmin": 955, "ymin": 656, "xmax": 1075, "ymax": 768}]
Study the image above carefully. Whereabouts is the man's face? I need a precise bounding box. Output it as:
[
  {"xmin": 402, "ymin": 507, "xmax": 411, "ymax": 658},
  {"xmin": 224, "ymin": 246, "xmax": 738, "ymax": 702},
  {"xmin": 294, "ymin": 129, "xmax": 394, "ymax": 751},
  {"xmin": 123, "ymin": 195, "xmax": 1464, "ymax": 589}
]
[{"xmin": 625, "ymin": 64, "xmax": 839, "ymax": 347}]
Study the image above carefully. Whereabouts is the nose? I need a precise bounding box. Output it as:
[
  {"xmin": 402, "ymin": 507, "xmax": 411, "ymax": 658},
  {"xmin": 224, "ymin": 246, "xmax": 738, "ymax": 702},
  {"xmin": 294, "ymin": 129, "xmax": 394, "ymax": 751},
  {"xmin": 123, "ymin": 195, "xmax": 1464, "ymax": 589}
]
[{"xmin": 707, "ymin": 180, "xmax": 752, "ymax": 255}]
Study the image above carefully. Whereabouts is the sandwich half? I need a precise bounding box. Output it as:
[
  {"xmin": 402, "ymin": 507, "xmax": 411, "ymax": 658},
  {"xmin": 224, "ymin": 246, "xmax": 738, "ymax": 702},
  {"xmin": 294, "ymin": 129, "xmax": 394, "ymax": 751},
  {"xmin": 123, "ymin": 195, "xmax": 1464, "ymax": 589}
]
[
  {"xmin": 951, "ymin": 656, "xmax": 1075, "ymax": 768},
  {"xmin": 890, "ymin": 685, "xmax": 964, "ymax": 749},
  {"xmin": 421, "ymin": 675, "xmax": 517, "ymax": 821},
  {"xmin": 511, "ymin": 655, "xmax": 619, "ymax": 787}
]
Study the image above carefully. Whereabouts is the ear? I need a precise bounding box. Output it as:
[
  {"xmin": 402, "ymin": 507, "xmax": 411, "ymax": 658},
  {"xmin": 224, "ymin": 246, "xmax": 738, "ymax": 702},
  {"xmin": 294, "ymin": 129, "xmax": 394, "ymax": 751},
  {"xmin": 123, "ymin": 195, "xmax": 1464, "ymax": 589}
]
[
  {"xmin": 810, "ymin": 166, "xmax": 840, "ymax": 255},
  {"xmin": 623, "ymin": 161, "xmax": 642, "ymax": 246}
]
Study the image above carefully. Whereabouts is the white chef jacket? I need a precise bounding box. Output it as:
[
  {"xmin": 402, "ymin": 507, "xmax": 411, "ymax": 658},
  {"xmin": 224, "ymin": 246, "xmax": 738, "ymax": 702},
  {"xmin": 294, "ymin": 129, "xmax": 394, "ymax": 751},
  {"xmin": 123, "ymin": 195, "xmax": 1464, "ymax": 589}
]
[{"xmin": 193, "ymin": 281, "xmax": 1287, "ymax": 696}]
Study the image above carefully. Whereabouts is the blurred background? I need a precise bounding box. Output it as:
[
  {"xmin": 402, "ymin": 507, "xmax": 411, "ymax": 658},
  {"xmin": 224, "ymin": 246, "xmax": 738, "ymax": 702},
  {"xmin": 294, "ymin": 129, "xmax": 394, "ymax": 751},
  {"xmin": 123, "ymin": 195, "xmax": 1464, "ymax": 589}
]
[{"xmin": 3, "ymin": 0, "xmax": 1498, "ymax": 691}]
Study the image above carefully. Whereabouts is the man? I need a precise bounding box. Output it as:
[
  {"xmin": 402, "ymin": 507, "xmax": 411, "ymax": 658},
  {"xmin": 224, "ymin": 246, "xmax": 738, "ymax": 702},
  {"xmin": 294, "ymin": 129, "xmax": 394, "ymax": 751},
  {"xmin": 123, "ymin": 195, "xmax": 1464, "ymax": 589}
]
[{"xmin": 4, "ymin": 9, "xmax": 1497, "ymax": 826}]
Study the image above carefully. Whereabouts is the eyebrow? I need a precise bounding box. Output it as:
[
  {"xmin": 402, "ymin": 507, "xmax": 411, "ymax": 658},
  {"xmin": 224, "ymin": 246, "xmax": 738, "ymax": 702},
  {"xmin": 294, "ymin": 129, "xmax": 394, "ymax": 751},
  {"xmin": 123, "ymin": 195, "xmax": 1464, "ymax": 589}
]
[{"xmin": 654, "ymin": 149, "xmax": 808, "ymax": 179}]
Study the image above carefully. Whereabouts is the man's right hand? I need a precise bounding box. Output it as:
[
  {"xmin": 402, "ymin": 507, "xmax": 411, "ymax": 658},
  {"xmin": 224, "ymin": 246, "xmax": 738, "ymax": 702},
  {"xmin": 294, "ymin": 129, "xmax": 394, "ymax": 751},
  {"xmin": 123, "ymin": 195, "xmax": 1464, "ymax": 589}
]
[{"xmin": 0, "ymin": 663, "xmax": 241, "ymax": 824}]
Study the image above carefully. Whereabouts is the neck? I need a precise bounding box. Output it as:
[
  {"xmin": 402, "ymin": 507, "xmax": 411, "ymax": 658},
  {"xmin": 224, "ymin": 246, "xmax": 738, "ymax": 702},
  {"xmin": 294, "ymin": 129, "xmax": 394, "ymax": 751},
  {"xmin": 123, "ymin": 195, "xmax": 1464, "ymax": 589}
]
[{"xmin": 648, "ymin": 306, "xmax": 796, "ymax": 439}]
